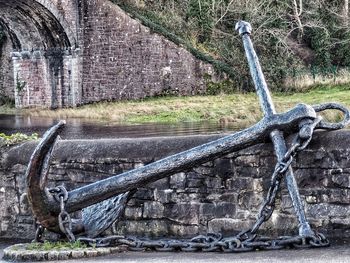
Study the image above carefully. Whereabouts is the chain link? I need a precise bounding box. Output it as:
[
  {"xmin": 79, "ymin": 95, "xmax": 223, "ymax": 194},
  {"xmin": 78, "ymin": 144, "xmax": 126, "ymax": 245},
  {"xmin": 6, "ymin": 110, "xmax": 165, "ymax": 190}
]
[
  {"xmin": 47, "ymin": 118, "xmax": 329, "ymax": 252},
  {"xmin": 77, "ymin": 232, "xmax": 329, "ymax": 252},
  {"xmin": 49, "ymin": 186, "xmax": 76, "ymax": 242},
  {"xmin": 33, "ymin": 222, "xmax": 45, "ymax": 243}
]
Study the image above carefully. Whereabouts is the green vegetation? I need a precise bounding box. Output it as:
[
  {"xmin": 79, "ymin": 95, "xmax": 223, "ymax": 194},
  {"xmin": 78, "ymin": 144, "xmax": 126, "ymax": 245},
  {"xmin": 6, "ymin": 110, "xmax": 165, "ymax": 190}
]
[
  {"xmin": 112, "ymin": 0, "xmax": 350, "ymax": 91},
  {"xmin": 0, "ymin": 97, "xmax": 16, "ymax": 112},
  {"xmin": 0, "ymin": 132, "xmax": 39, "ymax": 146},
  {"xmin": 27, "ymin": 241, "xmax": 87, "ymax": 251},
  {"xmin": 16, "ymin": 73, "xmax": 26, "ymax": 93},
  {"xmin": 25, "ymin": 84, "xmax": 350, "ymax": 128}
]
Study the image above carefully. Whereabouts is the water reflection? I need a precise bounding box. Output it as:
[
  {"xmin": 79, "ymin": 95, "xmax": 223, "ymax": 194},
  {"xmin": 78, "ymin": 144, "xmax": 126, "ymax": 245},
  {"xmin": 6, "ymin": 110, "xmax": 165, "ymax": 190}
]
[{"xmin": 0, "ymin": 114, "xmax": 240, "ymax": 139}]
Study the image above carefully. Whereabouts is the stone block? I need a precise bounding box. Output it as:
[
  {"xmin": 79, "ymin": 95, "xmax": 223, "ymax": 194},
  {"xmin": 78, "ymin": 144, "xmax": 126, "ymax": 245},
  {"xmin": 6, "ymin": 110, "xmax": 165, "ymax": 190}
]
[
  {"xmin": 330, "ymin": 217, "xmax": 350, "ymax": 231},
  {"xmin": 280, "ymin": 194, "xmax": 294, "ymax": 214},
  {"xmin": 294, "ymin": 168, "xmax": 328, "ymax": 188},
  {"xmin": 213, "ymin": 159, "xmax": 233, "ymax": 178},
  {"xmin": 147, "ymin": 177, "xmax": 170, "ymax": 190},
  {"xmin": 133, "ymin": 188, "xmax": 154, "ymax": 200},
  {"xmin": 143, "ymin": 201, "xmax": 164, "ymax": 219},
  {"xmin": 208, "ymin": 218, "xmax": 254, "ymax": 235},
  {"xmin": 319, "ymin": 189, "xmax": 350, "ymax": 204},
  {"xmin": 226, "ymin": 177, "xmax": 254, "ymax": 191},
  {"xmin": 219, "ymin": 192, "xmax": 238, "ymax": 203},
  {"xmin": 234, "ymin": 155, "xmax": 259, "ymax": 167},
  {"xmin": 186, "ymin": 178, "xmax": 204, "ymax": 188},
  {"xmin": 332, "ymin": 173, "xmax": 350, "ymax": 189},
  {"xmin": 234, "ymin": 166, "xmax": 260, "ymax": 178},
  {"xmin": 205, "ymin": 177, "xmax": 222, "ymax": 189},
  {"xmin": 170, "ymin": 173, "xmax": 186, "ymax": 188},
  {"xmin": 154, "ymin": 189, "xmax": 174, "ymax": 203},
  {"xmin": 169, "ymin": 225, "xmax": 199, "ymax": 238},
  {"xmin": 200, "ymin": 202, "xmax": 236, "ymax": 218},
  {"xmin": 124, "ymin": 207, "xmax": 143, "ymax": 220},
  {"xmin": 260, "ymin": 214, "xmax": 298, "ymax": 235},
  {"xmin": 193, "ymin": 167, "xmax": 213, "ymax": 176},
  {"xmin": 237, "ymin": 191, "xmax": 264, "ymax": 212},
  {"xmin": 306, "ymin": 203, "xmax": 350, "ymax": 218},
  {"xmin": 305, "ymin": 195, "xmax": 318, "ymax": 204},
  {"xmin": 165, "ymin": 203, "xmax": 200, "ymax": 224},
  {"xmin": 115, "ymin": 220, "xmax": 169, "ymax": 237}
]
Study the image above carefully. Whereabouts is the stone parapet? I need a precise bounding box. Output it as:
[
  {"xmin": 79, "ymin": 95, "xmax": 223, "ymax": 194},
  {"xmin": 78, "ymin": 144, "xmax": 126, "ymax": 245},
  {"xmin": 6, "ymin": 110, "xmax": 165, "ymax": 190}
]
[{"xmin": 1, "ymin": 131, "xmax": 350, "ymax": 240}]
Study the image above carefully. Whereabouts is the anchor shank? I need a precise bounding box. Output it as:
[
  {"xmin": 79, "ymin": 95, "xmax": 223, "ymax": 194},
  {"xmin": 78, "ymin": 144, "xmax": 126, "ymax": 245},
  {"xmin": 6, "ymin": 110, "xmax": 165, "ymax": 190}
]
[
  {"xmin": 61, "ymin": 105, "xmax": 315, "ymax": 214},
  {"xmin": 237, "ymin": 21, "xmax": 313, "ymax": 236}
]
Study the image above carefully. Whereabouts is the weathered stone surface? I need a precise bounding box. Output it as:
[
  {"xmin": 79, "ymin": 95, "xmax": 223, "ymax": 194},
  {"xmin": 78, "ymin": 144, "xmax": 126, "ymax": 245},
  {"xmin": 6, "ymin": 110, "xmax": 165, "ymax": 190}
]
[
  {"xmin": 143, "ymin": 202, "xmax": 164, "ymax": 219},
  {"xmin": 124, "ymin": 207, "xmax": 143, "ymax": 220},
  {"xmin": 208, "ymin": 218, "xmax": 254, "ymax": 236},
  {"xmin": 2, "ymin": 244, "xmax": 124, "ymax": 262},
  {"xmin": 1, "ymin": 131, "xmax": 350, "ymax": 240},
  {"xmin": 114, "ymin": 220, "xmax": 169, "ymax": 237}
]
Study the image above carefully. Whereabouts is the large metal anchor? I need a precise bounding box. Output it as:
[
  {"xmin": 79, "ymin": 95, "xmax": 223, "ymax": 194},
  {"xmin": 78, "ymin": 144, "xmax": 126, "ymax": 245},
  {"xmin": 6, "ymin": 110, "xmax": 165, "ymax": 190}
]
[{"xmin": 26, "ymin": 22, "xmax": 350, "ymax": 247}]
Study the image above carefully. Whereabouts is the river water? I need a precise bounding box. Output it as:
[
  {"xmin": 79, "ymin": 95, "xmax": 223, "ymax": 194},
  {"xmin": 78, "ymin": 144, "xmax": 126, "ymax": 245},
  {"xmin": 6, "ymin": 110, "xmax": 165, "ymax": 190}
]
[{"xmin": 0, "ymin": 114, "xmax": 239, "ymax": 139}]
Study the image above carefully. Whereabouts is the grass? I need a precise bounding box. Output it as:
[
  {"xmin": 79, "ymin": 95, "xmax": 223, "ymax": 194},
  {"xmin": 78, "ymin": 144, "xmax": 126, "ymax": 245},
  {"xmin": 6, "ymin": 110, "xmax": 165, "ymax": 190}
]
[
  {"xmin": 4, "ymin": 84, "xmax": 350, "ymax": 129},
  {"xmin": 283, "ymin": 68, "xmax": 350, "ymax": 92},
  {"xmin": 26, "ymin": 241, "xmax": 87, "ymax": 251},
  {"xmin": 0, "ymin": 132, "xmax": 39, "ymax": 146},
  {"xmin": 0, "ymin": 103, "xmax": 17, "ymax": 115}
]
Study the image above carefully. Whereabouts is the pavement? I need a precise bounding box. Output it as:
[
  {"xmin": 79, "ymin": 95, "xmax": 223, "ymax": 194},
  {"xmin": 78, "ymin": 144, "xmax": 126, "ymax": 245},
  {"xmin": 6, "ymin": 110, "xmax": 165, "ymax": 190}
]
[{"xmin": 1, "ymin": 239, "xmax": 350, "ymax": 263}]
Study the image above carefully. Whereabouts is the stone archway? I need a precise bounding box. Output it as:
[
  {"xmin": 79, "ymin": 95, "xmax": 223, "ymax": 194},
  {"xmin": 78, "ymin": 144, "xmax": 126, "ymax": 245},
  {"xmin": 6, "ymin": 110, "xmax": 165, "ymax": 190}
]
[{"xmin": 0, "ymin": 0, "xmax": 81, "ymax": 108}]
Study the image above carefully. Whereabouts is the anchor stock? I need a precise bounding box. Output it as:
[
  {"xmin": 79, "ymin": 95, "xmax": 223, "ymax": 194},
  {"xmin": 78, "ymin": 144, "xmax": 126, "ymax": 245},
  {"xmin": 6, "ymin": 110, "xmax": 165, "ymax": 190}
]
[{"xmin": 236, "ymin": 20, "xmax": 312, "ymax": 237}]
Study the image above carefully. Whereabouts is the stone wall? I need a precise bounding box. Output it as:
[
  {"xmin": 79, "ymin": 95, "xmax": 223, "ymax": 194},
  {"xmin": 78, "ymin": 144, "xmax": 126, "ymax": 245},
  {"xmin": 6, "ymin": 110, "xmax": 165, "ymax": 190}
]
[
  {"xmin": 1, "ymin": 131, "xmax": 350, "ymax": 240},
  {"xmin": 80, "ymin": 0, "xmax": 216, "ymax": 103},
  {"xmin": 0, "ymin": 37, "xmax": 13, "ymax": 100}
]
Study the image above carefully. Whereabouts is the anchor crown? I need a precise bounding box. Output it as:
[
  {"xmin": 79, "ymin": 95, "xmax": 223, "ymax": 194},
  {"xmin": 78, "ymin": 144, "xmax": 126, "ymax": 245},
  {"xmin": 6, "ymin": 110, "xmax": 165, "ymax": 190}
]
[{"xmin": 235, "ymin": 20, "xmax": 252, "ymax": 35}]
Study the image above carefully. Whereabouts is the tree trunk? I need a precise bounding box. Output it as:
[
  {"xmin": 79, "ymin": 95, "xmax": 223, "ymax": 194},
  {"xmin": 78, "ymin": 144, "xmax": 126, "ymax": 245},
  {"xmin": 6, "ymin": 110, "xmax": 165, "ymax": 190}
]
[
  {"xmin": 292, "ymin": 0, "xmax": 304, "ymax": 42},
  {"xmin": 342, "ymin": 0, "xmax": 349, "ymax": 26}
]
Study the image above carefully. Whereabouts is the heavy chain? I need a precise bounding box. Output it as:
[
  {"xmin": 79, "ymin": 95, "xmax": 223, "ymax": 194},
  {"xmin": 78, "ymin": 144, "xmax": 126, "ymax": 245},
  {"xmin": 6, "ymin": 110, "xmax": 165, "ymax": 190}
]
[
  {"xmin": 49, "ymin": 186, "xmax": 76, "ymax": 242},
  {"xmin": 248, "ymin": 117, "xmax": 322, "ymax": 236},
  {"xmin": 49, "ymin": 117, "xmax": 330, "ymax": 252},
  {"xmin": 77, "ymin": 232, "xmax": 329, "ymax": 252}
]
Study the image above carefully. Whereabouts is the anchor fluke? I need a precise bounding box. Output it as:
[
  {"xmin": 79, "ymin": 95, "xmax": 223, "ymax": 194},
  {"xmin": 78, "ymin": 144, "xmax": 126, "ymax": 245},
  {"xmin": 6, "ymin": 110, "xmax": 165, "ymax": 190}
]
[{"xmin": 26, "ymin": 120, "xmax": 66, "ymax": 232}]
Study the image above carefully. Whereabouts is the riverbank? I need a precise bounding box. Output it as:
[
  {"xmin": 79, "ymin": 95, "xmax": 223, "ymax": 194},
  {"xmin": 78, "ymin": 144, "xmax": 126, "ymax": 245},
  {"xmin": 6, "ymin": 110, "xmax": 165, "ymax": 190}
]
[{"xmin": 2, "ymin": 84, "xmax": 350, "ymax": 128}]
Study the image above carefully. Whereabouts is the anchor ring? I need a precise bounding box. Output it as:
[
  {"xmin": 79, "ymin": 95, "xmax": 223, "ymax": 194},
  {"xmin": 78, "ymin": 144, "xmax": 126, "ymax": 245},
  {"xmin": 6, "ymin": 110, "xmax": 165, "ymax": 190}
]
[{"xmin": 313, "ymin": 103, "xmax": 350, "ymax": 130}]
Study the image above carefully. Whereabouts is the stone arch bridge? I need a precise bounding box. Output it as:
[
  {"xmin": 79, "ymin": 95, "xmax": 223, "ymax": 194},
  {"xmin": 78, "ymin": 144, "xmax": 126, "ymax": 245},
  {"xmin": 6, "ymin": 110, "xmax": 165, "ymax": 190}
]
[{"xmin": 0, "ymin": 0, "xmax": 214, "ymax": 108}]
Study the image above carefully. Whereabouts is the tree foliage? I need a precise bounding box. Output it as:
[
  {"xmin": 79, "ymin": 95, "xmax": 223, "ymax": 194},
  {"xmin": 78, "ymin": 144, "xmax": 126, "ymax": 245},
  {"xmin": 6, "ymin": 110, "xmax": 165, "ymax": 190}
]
[{"xmin": 115, "ymin": 0, "xmax": 350, "ymax": 91}]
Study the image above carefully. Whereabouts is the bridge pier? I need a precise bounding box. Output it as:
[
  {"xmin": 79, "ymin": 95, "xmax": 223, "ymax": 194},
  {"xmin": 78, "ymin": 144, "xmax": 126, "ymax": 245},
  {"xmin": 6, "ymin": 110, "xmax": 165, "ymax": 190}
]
[{"xmin": 11, "ymin": 48, "xmax": 82, "ymax": 108}]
